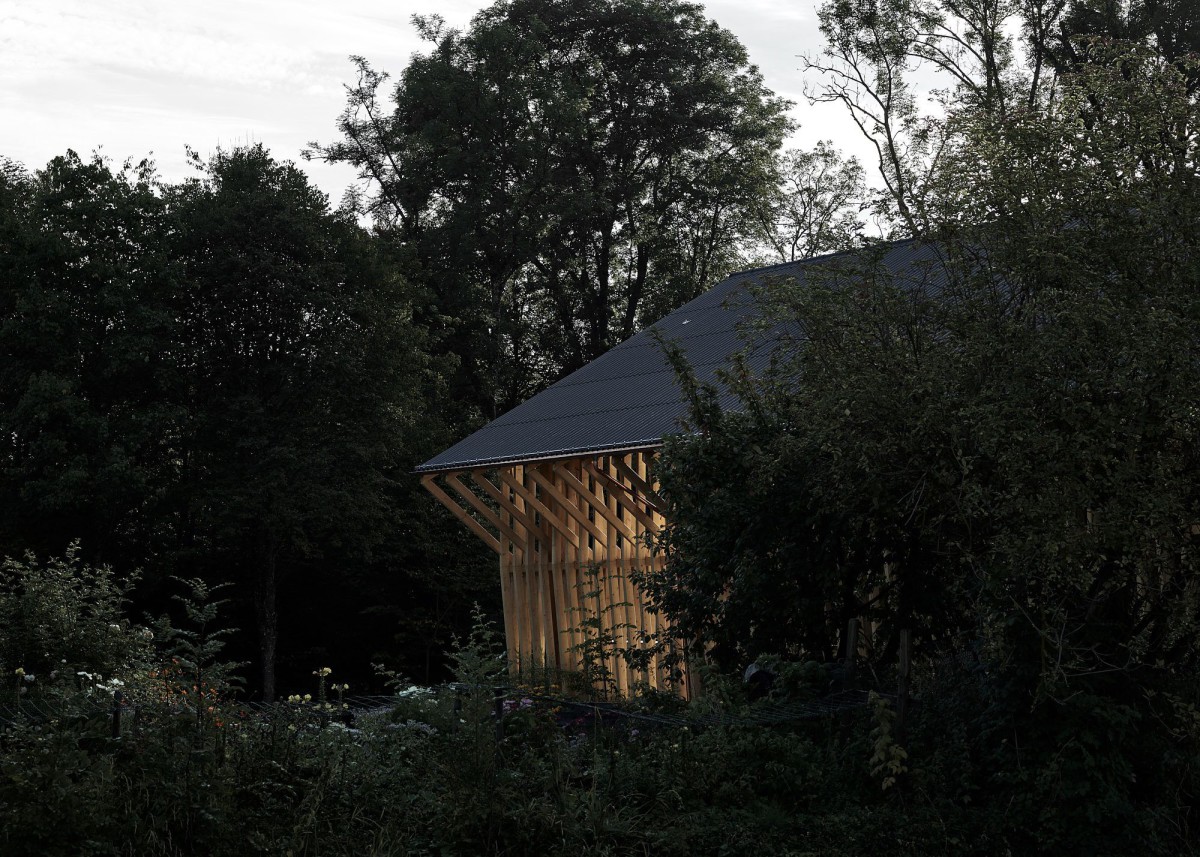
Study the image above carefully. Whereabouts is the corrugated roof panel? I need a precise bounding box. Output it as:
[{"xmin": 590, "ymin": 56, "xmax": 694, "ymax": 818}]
[{"xmin": 416, "ymin": 238, "xmax": 943, "ymax": 473}]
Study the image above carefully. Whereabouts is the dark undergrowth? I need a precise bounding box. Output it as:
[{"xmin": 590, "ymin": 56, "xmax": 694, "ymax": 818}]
[{"xmin": 1, "ymin": 550, "xmax": 1196, "ymax": 857}]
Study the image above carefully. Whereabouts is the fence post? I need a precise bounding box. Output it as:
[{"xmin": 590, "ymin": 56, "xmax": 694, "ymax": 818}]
[{"xmin": 111, "ymin": 690, "xmax": 123, "ymax": 739}]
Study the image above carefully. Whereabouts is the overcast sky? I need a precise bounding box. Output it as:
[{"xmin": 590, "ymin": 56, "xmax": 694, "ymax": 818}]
[{"xmin": 0, "ymin": 0, "xmax": 871, "ymax": 206}]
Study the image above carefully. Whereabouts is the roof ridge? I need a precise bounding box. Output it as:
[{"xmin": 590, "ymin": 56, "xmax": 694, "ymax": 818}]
[{"xmin": 722, "ymin": 236, "xmax": 916, "ymax": 279}]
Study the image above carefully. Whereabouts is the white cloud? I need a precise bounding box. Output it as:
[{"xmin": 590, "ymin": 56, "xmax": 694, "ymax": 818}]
[{"xmin": 0, "ymin": 0, "xmax": 870, "ymax": 201}]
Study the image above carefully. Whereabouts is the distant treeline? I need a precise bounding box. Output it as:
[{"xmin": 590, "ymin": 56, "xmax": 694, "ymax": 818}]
[{"xmin": 0, "ymin": 146, "xmax": 500, "ymax": 698}]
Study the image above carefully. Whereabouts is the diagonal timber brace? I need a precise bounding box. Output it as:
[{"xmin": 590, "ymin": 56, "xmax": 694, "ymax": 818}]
[
  {"xmin": 420, "ymin": 451, "xmax": 664, "ymax": 556},
  {"xmin": 421, "ymin": 473, "xmax": 502, "ymax": 553}
]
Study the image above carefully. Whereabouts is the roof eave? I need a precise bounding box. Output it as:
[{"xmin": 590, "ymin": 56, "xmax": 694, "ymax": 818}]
[{"xmin": 413, "ymin": 439, "xmax": 667, "ymax": 475}]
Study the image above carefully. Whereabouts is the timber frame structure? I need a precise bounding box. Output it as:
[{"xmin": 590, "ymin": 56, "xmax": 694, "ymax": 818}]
[
  {"xmin": 417, "ymin": 238, "xmax": 939, "ymax": 698},
  {"xmin": 421, "ymin": 450, "xmax": 685, "ymax": 695}
]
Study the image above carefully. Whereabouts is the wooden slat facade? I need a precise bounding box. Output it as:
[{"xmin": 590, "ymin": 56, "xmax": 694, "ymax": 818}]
[{"xmin": 422, "ymin": 449, "xmax": 693, "ymax": 697}]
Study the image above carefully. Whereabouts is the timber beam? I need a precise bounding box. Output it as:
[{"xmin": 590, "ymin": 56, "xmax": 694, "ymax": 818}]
[
  {"xmin": 419, "ymin": 449, "xmax": 664, "ymax": 554},
  {"xmin": 421, "ymin": 473, "xmax": 502, "ymax": 554}
]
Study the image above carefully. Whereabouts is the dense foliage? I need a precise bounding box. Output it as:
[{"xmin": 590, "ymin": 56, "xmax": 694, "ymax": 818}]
[
  {"xmin": 0, "ymin": 148, "xmax": 494, "ymax": 697},
  {"xmin": 4, "ymin": 550, "xmax": 1167, "ymax": 857},
  {"xmin": 645, "ymin": 39, "xmax": 1200, "ymax": 854}
]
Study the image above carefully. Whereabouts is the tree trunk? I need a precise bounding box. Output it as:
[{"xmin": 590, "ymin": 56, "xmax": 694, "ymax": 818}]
[{"xmin": 255, "ymin": 535, "xmax": 279, "ymax": 702}]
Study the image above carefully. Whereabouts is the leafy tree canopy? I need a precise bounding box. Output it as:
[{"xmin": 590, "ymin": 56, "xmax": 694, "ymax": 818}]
[
  {"xmin": 162, "ymin": 145, "xmax": 437, "ymax": 699},
  {"xmin": 309, "ymin": 0, "xmax": 793, "ymax": 418},
  {"xmin": 748, "ymin": 142, "xmax": 866, "ymax": 264},
  {"xmin": 646, "ymin": 41, "xmax": 1200, "ymax": 853},
  {"xmin": 806, "ymin": 0, "xmax": 1200, "ymax": 234},
  {"xmin": 0, "ymin": 146, "xmax": 464, "ymax": 699},
  {"xmin": 0, "ymin": 153, "xmax": 177, "ymax": 564}
]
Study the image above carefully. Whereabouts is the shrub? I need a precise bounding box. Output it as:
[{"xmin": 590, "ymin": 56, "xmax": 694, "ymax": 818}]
[{"xmin": 0, "ymin": 543, "xmax": 147, "ymax": 683}]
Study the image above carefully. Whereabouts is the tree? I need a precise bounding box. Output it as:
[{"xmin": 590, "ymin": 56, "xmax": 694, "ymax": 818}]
[
  {"xmin": 309, "ymin": 0, "xmax": 792, "ymax": 418},
  {"xmin": 1033, "ymin": 0, "xmax": 1200, "ymax": 92},
  {"xmin": 0, "ymin": 152, "xmax": 180, "ymax": 568},
  {"xmin": 748, "ymin": 143, "xmax": 865, "ymax": 264},
  {"xmin": 0, "ymin": 146, "xmax": 486, "ymax": 696},
  {"xmin": 164, "ymin": 146, "xmax": 433, "ymax": 700},
  {"xmin": 647, "ymin": 43, "xmax": 1200, "ymax": 853},
  {"xmin": 803, "ymin": 0, "xmax": 1200, "ymax": 235}
]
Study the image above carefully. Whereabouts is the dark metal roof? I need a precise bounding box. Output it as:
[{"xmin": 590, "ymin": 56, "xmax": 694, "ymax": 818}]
[{"xmin": 416, "ymin": 238, "xmax": 946, "ymax": 473}]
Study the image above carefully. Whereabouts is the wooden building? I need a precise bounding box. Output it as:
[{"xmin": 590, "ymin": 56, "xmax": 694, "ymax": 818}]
[{"xmin": 417, "ymin": 239, "xmax": 937, "ymax": 695}]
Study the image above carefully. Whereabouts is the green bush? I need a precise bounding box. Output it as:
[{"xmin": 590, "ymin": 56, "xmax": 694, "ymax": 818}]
[{"xmin": 0, "ymin": 543, "xmax": 148, "ymax": 683}]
